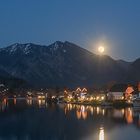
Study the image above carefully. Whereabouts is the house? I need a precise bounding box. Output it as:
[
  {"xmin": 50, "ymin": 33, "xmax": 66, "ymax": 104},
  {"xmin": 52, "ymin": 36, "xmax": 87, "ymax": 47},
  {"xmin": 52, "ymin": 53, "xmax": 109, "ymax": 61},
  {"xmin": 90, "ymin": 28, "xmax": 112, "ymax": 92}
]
[{"xmin": 107, "ymin": 84, "xmax": 134, "ymax": 101}]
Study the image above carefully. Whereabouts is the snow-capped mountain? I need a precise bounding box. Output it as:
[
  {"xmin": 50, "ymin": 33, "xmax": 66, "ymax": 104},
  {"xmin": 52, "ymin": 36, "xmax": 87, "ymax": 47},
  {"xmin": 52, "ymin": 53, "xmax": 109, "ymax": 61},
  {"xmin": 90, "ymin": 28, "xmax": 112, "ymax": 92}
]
[{"xmin": 0, "ymin": 41, "xmax": 139, "ymax": 88}]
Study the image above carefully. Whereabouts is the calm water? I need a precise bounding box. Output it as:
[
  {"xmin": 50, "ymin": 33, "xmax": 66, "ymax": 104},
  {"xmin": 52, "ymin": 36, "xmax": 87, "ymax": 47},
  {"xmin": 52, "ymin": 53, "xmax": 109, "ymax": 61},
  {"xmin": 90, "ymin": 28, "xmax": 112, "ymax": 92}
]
[{"xmin": 0, "ymin": 99, "xmax": 140, "ymax": 140}]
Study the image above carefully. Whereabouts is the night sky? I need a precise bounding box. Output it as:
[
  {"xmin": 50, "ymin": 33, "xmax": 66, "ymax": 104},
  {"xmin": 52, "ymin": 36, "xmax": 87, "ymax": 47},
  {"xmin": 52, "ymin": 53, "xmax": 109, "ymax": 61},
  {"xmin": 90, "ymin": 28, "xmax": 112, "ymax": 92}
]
[{"xmin": 0, "ymin": 0, "xmax": 140, "ymax": 61}]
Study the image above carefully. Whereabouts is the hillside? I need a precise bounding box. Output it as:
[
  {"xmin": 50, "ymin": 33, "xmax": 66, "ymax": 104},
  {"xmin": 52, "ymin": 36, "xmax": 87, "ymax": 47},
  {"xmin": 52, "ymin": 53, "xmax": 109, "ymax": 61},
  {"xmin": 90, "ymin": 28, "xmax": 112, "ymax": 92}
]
[{"xmin": 0, "ymin": 41, "xmax": 139, "ymax": 88}]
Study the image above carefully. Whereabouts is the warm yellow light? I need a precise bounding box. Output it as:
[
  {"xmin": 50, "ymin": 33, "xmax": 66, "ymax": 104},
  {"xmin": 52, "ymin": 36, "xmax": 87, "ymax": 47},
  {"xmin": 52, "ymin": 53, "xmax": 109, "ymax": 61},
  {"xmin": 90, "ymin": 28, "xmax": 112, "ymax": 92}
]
[
  {"xmin": 121, "ymin": 96, "xmax": 124, "ymax": 100},
  {"xmin": 101, "ymin": 96, "xmax": 105, "ymax": 100},
  {"xmin": 96, "ymin": 96, "xmax": 99, "ymax": 100},
  {"xmin": 98, "ymin": 46, "xmax": 105, "ymax": 53},
  {"xmin": 90, "ymin": 97, "xmax": 93, "ymax": 100}
]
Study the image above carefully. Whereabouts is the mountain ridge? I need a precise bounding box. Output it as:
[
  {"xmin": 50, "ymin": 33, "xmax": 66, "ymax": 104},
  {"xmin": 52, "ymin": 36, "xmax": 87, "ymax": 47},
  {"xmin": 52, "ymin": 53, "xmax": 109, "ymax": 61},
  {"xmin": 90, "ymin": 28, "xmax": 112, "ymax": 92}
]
[{"xmin": 0, "ymin": 41, "xmax": 139, "ymax": 88}]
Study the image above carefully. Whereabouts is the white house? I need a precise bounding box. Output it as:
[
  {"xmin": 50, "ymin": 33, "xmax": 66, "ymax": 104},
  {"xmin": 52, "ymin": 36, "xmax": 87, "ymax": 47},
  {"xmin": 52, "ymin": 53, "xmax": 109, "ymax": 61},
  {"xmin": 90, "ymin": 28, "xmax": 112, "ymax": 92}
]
[{"xmin": 107, "ymin": 84, "xmax": 128, "ymax": 100}]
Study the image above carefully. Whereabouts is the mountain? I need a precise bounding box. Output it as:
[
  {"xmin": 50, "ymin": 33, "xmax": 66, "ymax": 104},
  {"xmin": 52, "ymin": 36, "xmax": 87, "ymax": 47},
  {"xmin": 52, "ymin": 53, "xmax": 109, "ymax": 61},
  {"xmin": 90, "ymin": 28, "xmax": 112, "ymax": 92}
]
[
  {"xmin": 130, "ymin": 58, "xmax": 140, "ymax": 82},
  {"xmin": 0, "ymin": 68, "xmax": 29, "ymax": 89},
  {"xmin": 0, "ymin": 41, "xmax": 139, "ymax": 88},
  {"xmin": 117, "ymin": 60, "xmax": 132, "ymax": 70}
]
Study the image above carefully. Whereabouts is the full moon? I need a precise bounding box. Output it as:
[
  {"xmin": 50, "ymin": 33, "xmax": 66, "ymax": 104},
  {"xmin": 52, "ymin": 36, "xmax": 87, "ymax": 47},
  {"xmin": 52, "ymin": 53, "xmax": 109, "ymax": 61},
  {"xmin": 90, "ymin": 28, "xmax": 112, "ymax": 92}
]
[{"xmin": 98, "ymin": 46, "xmax": 105, "ymax": 53}]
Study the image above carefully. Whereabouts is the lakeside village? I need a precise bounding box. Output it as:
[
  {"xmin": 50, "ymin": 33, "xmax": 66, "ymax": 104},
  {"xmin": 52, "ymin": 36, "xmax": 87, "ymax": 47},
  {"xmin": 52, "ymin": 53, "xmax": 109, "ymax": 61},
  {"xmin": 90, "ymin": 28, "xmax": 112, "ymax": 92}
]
[{"xmin": 1, "ymin": 82, "xmax": 140, "ymax": 107}]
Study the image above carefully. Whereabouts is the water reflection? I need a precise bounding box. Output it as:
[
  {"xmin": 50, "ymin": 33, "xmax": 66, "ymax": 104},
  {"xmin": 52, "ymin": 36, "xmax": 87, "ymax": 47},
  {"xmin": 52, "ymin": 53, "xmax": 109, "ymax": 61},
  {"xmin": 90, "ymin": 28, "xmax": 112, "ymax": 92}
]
[
  {"xmin": 14, "ymin": 98, "xmax": 17, "ymax": 105},
  {"xmin": 26, "ymin": 98, "xmax": 46, "ymax": 108},
  {"xmin": 99, "ymin": 127, "xmax": 104, "ymax": 140},
  {"xmin": 0, "ymin": 99, "xmax": 140, "ymax": 140},
  {"xmin": 125, "ymin": 108, "xmax": 133, "ymax": 124},
  {"xmin": 63, "ymin": 103, "xmax": 140, "ymax": 128},
  {"xmin": 0, "ymin": 98, "xmax": 47, "ymax": 112},
  {"xmin": 0, "ymin": 100, "xmax": 139, "ymax": 126},
  {"xmin": 0, "ymin": 98, "xmax": 8, "ymax": 111},
  {"xmin": 64, "ymin": 104, "xmax": 106, "ymax": 120},
  {"xmin": 26, "ymin": 99, "xmax": 33, "ymax": 105},
  {"xmin": 38, "ymin": 99, "xmax": 46, "ymax": 108}
]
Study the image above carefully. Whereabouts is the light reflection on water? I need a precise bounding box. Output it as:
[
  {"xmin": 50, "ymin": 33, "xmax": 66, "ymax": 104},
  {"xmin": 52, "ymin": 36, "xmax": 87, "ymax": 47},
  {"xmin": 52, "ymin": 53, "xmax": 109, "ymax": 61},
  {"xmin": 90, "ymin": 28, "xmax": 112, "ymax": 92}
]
[
  {"xmin": 64, "ymin": 103, "xmax": 136, "ymax": 125},
  {"xmin": 0, "ymin": 99, "xmax": 140, "ymax": 140},
  {"xmin": 99, "ymin": 127, "xmax": 104, "ymax": 140}
]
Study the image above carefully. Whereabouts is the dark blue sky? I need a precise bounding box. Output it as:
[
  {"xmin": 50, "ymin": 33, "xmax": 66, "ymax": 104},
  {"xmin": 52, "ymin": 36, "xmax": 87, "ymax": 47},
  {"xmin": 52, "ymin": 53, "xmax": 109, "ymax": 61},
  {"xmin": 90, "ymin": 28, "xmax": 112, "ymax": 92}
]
[{"xmin": 0, "ymin": 0, "xmax": 140, "ymax": 61}]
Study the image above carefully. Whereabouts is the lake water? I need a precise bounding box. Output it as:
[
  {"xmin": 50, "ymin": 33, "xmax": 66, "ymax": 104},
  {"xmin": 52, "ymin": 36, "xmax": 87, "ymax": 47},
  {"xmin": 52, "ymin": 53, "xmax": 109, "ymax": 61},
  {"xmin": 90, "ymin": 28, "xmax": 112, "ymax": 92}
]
[{"xmin": 0, "ymin": 99, "xmax": 140, "ymax": 140}]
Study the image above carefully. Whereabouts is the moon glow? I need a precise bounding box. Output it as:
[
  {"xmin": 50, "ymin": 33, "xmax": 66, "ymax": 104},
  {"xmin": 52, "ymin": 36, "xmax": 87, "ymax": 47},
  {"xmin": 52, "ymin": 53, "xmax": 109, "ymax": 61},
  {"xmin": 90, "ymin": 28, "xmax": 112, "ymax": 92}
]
[{"xmin": 98, "ymin": 46, "xmax": 105, "ymax": 53}]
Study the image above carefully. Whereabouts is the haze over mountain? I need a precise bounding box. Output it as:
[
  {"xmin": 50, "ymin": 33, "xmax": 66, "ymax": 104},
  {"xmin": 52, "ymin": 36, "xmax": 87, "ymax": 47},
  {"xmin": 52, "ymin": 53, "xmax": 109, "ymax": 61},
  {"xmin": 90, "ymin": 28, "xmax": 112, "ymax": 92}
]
[{"xmin": 0, "ymin": 41, "xmax": 139, "ymax": 88}]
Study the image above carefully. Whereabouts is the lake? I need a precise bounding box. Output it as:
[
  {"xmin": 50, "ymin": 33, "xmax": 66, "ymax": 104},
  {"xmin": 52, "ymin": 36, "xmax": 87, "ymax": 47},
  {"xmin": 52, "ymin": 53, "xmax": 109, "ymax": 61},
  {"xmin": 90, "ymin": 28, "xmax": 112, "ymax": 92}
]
[{"xmin": 0, "ymin": 98, "xmax": 140, "ymax": 140}]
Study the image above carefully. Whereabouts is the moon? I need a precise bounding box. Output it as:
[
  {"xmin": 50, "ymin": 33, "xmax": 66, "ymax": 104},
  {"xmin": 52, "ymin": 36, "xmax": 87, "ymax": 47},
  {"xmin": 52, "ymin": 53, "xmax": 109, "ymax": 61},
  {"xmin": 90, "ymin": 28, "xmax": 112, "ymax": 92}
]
[{"xmin": 98, "ymin": 46, "xmax": 105, "ymax": 53}]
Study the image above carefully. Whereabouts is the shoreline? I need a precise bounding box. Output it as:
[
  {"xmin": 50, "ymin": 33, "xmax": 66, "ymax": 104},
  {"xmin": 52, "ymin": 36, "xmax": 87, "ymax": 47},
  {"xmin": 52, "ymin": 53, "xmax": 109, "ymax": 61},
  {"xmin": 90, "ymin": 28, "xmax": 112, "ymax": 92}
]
[
  {"xmin": 0, "ymin": 97, "xmax": 134, "ymax": 108},
  {"xmin": 64, "ymin": 101, "xmax": 133, "ymax": 108}
]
